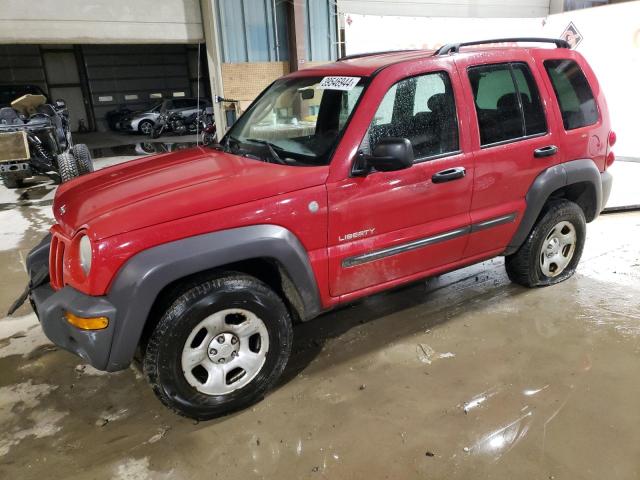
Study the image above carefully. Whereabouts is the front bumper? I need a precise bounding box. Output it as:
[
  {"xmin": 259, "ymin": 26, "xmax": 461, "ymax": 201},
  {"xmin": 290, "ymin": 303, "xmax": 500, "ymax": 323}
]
[
  {"xmin": 26, "ymin": 235, "xmax": 117, "ymax": 371},
  {"xmin": 31, "ymin": 284, "xmax": 117, "ymax": 370}
]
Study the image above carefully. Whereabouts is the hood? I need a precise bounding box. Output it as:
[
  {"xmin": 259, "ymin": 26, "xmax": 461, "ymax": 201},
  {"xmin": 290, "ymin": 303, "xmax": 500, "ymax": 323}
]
[{"xmin": 53, "ymin": 147, "xmax": 329, "ymax": 239}]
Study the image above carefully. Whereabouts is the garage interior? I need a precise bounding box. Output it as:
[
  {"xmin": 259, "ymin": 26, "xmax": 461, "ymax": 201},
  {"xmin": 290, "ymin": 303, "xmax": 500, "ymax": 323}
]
[{"xmin": 1, "ymin": 1, "xmax": 639, "ymax": 479}]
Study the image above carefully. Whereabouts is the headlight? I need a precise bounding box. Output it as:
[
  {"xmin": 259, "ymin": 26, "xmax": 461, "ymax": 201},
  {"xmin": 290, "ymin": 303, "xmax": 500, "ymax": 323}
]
[{"xmin": 79, "ymin": 234, "xmax": 92, "ymax": 275}]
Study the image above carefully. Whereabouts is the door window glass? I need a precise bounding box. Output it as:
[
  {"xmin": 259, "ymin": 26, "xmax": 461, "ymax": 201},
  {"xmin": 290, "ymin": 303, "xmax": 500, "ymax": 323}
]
[
  {"xmin": 512, "ymin": 64, "xmax": 547, "ymax": 136},
  {"xmin": 366, "ymin": 71, "xmax": 459, "ymax": 159},
  {"xmin": 468, "ymin": 62, "xmax": 547, "ymax": 146},
  {"xmin": 544, "ymin": 59, "xmax": 598, "ymax": 130}
]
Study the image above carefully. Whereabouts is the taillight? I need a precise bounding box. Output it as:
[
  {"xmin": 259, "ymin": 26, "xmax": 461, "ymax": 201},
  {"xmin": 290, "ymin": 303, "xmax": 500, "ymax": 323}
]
[{"xmin": 605, "ymin": 130, "xmax": 616, "ymax": 169}]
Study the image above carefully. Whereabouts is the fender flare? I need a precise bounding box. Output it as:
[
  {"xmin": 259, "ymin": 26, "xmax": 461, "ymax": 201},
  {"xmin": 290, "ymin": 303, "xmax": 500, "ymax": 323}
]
[
  {"xmin": 104, "ymin": 225, "xmax": 322, "ymax": 371},
  {"xmin": 504, "ymin": 159, "xmax": 603, "ymax": 255}
]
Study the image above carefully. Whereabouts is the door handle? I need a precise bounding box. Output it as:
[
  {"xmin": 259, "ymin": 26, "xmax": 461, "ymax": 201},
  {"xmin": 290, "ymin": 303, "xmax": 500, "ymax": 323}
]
[
  {"xmin": 432, "ymin": 167, "xmax": 466, "ymax": 184},
  {"xmin": 534, "ymin": 145, "xmax": 558, "ymax": 158}
]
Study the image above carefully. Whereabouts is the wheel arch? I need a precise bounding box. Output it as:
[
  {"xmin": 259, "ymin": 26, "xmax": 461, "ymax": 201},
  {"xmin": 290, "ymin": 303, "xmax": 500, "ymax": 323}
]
[
  {"xmin": 104, "ymin": 225, "xmax": 322, "ymax": 371},
  {"xmin": 505, "ymin": 159, "xmax": 602, "ymax": 255},
  {"xmin": 137, "ymin": 119, "xmax": 154, "ymax": 132}
]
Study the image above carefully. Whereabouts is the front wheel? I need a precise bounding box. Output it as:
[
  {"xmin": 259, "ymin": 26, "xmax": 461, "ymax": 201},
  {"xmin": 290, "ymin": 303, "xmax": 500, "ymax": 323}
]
[
  {"xmin": 143, "ymin": 273, "xmax": 293, "ymax": 420},
  {"xmin": 72, "ymin": 144, "xmax": 94, "ymax": 175},
  {"xmin": 138, "ymin": 120, "xmax": 154, "ymax": 136},
  {"xmin": 202, "ymin": 130, "xmax": 216, "ymax": 145},
  {"xmin": 505, "ymin": 199, "xmax": 586, "ymax": 287},
  {"xmin": 150, "ymin": 124, "xmax": 164, "ymax": 139},
  {"xmin": 2, "ymin": 175, "xmax": 24, "ymax": 189},
  {"xmin": 56, "ymin": 151, "xmax": 79, "ymax": 183}
]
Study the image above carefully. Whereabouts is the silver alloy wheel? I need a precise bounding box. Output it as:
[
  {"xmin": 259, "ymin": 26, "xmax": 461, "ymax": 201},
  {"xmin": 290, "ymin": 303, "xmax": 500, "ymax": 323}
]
[
  {"xmin": 539, "ymin": 220, "xmax": 577, "ymax": 277},
  {"xmin": 181, "ymin": 308, "xmax": 269, "ymax": 395},
  {"xmin": 139, "ymin": 121, "xmax": 153, "ymax": 135}
]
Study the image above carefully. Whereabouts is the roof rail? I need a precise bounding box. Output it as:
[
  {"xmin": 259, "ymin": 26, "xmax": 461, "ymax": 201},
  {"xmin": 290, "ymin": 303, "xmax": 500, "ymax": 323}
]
[
  {"xmin": 434, "ymin": 38, "xmax": 570, "ymax": 56},
  {"xmin": 337, "ymin": 49, "xmax": 417, "ymax": 61}
]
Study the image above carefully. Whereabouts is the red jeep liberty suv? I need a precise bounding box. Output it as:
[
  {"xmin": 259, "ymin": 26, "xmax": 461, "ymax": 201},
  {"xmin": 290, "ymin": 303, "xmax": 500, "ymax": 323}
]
[{"xmin": 17, "ymin": 38, "xmax": 614, "ymax": 419}]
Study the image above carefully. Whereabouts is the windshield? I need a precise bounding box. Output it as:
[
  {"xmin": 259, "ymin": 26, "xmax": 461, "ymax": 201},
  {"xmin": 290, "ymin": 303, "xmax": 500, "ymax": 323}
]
[{"xmin": 223, "ymin": 75, "xmax": 367, "ymax": 166}]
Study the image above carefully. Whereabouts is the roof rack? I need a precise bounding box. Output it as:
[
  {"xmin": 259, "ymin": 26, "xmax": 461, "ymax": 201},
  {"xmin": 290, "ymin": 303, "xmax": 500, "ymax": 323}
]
[
  {"xmin": 434, "ymin": 38, "xmax": 570, "ymax": 56},
  {"xmin": 337, "ymin": 49, "xmax": 417, "ymax": 61}
]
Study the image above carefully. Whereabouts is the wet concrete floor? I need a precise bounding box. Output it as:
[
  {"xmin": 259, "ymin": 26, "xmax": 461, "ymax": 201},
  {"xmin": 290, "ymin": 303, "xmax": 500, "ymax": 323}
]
[{"xmin": 1, "ymin": 159, "xmax": 640, "ymax": 479}]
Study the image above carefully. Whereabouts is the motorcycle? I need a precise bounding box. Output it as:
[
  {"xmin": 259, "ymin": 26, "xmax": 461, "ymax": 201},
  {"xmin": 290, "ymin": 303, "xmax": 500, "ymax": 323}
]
[
  {"xmin": 150, "ymin": 107, "xmax": 215, "ymax": 140},
  {"xmin": 200, "ymin": 107, "xmax": 217, "ymax": 145}
]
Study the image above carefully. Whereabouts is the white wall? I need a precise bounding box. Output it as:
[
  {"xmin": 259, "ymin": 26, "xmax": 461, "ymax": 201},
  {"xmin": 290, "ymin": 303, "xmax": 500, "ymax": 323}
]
[
  {"xmin": 0, "ymin": 0, "xmax": 203, "ymax": 44},
  {"xmin": 344, "ymin": 2, "xmax": 640, "ymax": 157},
  {"xmin": 338, "ymin": 0, "xmax": 550, "ymax": 18},
  {"xmin": 542, "ymin": 2, "xmax": 640, "ymax": 158},
  {"xmin": 345, "ymin": 15, "xmax": 545, "ymax": 53}
]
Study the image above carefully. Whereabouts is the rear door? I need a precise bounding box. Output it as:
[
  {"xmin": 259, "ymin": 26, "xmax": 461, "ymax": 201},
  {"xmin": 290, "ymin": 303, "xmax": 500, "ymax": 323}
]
[
  {"xmin": 454, "ymin": 51, "xmax": 565, "ymax": 258},
  {"xmin": 327, "ymin": 64, "xmax": 474, "ymax": 297}
]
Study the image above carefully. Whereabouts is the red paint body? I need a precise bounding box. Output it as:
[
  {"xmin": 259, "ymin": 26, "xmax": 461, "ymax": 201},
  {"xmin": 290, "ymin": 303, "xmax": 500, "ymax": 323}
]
[{"xmin": 50, "ymin": 46, "xmax": 611, "ymax": 311}]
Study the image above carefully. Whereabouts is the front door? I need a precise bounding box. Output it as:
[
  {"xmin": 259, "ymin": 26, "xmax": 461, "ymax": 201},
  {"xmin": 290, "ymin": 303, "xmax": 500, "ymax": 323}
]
[{"xmin": 327, "ymin": 67, "xmax": 474, "ymax": 297}]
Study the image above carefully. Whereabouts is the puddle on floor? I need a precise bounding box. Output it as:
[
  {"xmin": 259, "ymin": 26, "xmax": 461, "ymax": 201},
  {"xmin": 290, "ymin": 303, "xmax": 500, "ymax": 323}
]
[{"xmin": 90, "ymin": 141, "xmax": 198, "ymax": 159}]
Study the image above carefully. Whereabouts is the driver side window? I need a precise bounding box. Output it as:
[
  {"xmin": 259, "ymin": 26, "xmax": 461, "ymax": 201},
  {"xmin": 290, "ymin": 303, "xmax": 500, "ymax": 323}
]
[{"xmin": 364, "ymin": 71, "xmax": 459, "ymax": 160}]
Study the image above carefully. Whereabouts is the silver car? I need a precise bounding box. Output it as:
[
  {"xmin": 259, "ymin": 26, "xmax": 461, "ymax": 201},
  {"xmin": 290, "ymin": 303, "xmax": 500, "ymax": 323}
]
[
  {"xmin": 121, "ymin": 98, "xmax": 211, "ymax": 135},
  {"xmin": 120, "ymin": 103, "xmax": 162, "ymax": 135}
]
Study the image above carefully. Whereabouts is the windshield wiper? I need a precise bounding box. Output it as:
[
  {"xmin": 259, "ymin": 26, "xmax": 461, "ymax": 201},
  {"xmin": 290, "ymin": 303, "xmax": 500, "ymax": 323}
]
[{"xmin": 245, "ymin": 138, "xmax": 288, "ymax": 165}]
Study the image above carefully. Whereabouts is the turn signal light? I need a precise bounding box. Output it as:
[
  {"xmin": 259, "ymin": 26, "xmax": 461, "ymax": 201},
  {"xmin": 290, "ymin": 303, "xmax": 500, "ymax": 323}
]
[
  {"xmin": 608, "ymin": 130, "xmax": 617, "ymax": 147},
  {"xmin": 65, "ymin": 311, "xmax": 109, "ymax": 330}
]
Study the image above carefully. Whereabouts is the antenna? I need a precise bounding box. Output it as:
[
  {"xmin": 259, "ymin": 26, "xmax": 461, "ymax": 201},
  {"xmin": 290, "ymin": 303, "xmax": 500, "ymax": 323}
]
[{"xmin": 196, "ymin": 42, "xmax": 201, "ymax": 146}]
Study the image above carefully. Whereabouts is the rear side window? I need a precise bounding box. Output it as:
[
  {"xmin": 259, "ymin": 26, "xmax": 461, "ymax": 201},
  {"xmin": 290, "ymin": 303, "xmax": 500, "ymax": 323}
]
[
  {"xmin": 544, "ymin": 59, "xmax": 598, "ymax": 130},
  {"xmin": 468, "ymin": 62, "xmax": 547, "ymax": 146}
]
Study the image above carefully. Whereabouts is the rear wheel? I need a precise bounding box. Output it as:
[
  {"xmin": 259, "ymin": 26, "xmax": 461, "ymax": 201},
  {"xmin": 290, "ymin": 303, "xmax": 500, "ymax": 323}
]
[
  {"xmin": 56, "ymin": 152, "xmax": 79, "ymax": 182},
  {"xmin": 72, "ymin": 144, "xmax": 94, "ymax": 175},
  {"xmin": 505, "ymin": 199, "xmax": 586, "ymax": 287},
  {"xmin": 2, "ymin": 175, "xmax": 24, "ymax": 189},
  {"xmin": 143, "ymin": 273, "xmax": 293, "ymax": 420},
  {"xmin": 150, "ymin": 124, "xmax": 163, "ymax": 139}
]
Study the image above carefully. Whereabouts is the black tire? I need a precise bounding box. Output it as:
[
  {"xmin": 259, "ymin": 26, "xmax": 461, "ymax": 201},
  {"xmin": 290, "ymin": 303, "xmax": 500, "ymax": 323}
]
[
  {"xmin": 202, "ymin": 131, "xmax": 216, "ymax": 146},
  {"xmin": 505, "ymin": 199, "xmax": 586, "ymax": 287},
  {"xmin": 2, "ymin": 175, "xmax": 23, "ymax": 189},
  {"xmin": 72, "ymin": 144, "xmax": 94, "ymax": 175},
  {"xmin": 150, "ymin": 125, "xmax": 163, "ymax": 139},
  {"xmin": 138, "ymin": 120, "xmax": 154, "ymax": 136},
  {"xmin": 143, "ymin": 272, "xmax": 293, "ymax": 420},
  {"xmin": 56, "ymin": 152, "xmax": 79, "ymax": 182}
]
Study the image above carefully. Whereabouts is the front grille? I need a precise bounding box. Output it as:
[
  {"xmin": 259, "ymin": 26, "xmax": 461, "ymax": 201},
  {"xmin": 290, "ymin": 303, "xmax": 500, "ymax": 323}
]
[{"xmin": 49, "ymin": 232, "xmax": 67, "ymax": 290}]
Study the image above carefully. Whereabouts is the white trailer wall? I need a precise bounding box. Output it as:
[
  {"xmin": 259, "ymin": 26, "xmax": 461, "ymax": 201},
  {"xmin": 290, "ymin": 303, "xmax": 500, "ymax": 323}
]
[
  {"xmin": 338, "ymin": 0, "xmax": 550, "ymax": 18},
  {"xmin": 344, "ymin": 1, "xmax": 640, "ymax": 157},
  {"xmin": 542, "ymin": 2, "xmax": 640, "ymax": 159},
  {"xmin": 344, "ymin": 15, "xmax": 545, "ymax": 53}
]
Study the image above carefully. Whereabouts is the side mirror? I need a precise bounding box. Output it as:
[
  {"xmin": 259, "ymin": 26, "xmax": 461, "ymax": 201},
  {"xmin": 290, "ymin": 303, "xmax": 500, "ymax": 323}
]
[
  {"xmin": 359, "ymin": 137, "xmax": 414, "ymax": 174},
  {"xmin": 300, "ymin": 89, "xmax": 315, "ymax": 100}
]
